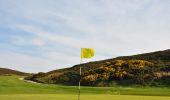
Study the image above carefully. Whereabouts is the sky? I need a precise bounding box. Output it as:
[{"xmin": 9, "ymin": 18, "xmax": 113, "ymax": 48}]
[{"xmin": 0, "ymin": 0, "xmax": 170, "ymax": 73}]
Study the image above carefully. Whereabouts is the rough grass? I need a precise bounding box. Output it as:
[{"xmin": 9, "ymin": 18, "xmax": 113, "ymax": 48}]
[{"xmin": 0, "ymin": 75, "xmax": 170, "ymax": 100}]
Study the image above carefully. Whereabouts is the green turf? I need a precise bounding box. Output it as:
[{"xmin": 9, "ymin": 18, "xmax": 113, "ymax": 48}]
[
  {"xmin": 0, "ymin": 75, "xmax": 170, "ymax": 100},
  {"xmin": 0, "ymin": 94, "xmax": 170, "ymax": 100}
]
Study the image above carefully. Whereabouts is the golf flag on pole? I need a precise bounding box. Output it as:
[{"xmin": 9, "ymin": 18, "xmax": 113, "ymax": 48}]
[
  {"xmin": 81, "ymin": 48, "xmax": 94, "ymax": 59},
  {"xmin": 78, "ymin": 48, "xmax": 94, "ymax": 100}
]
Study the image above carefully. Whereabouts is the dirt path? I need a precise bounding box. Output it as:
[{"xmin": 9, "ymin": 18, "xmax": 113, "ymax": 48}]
[{"xmin": 19, "ymin": 77, "xmax": 41, "ymax": 84}]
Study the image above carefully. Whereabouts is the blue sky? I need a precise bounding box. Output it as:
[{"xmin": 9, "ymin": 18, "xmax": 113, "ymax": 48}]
[{"xmin": 0, "ymin": 0, "xmax": 170, "ymax": 72}]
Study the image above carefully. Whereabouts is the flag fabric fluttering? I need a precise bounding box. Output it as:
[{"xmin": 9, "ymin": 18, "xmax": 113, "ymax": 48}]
[{"xmin": 81, "ymin": 48, "xmax": 94, "ymax": 59}]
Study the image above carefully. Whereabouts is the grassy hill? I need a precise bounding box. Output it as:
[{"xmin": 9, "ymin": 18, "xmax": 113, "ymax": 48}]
[
  {"xmin": 26, "ymin": 49, "xmax": 170, "ymax": 86},
  {"xmin": 0, "ymin": 68, "xmax": 29, "ymax": 76}
]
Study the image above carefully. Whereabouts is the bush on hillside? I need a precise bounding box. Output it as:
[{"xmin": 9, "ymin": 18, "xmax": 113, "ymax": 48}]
[{"xmin": 81, "ymin": 60, "xmax": 161, "ymax": 86}]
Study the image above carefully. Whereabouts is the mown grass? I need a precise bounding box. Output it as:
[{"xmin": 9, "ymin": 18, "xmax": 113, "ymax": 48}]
[
  {"xmin": 1, "ymin": 94, "xmax": 170, "ymax": 100},
  {"xmin": 0, "ymin": 75, "xmax": 170, "ymax": 100}
]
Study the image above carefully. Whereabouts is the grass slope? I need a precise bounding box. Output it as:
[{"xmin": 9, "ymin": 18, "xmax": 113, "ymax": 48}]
[
  {"xmin": 0, "ymin": 68, "xmax": 28, "ymax": 76},
  {"xmin": 0, "ymin": 75, "xmax": 170, "ymax": 100}
]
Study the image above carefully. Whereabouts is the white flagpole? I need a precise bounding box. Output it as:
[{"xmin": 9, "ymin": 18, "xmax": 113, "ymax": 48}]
[{"xmin": 78, "ymin": 50, "xmax": 82, "ymax": 100}]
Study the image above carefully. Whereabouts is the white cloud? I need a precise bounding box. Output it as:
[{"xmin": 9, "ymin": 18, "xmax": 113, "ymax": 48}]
[
  {"xmin": 0, "ymin": 52, "xmax": 54, "ymax": 73},
  {"xmin": 12, "ymin": 36, "xmax": 46, "ymax": 46},
  {"xmin": 0, "ymin": 0, "xmax": 170, "ymax": 72},
  {"xmin": 0, "ymin": 51, "xmax": 80, "ymax": 73}
]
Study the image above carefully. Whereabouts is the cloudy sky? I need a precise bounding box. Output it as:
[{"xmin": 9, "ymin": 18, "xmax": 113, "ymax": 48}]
[{"xmin": 0, "ymin": 0, "xmax": 170, "ymax": 73}]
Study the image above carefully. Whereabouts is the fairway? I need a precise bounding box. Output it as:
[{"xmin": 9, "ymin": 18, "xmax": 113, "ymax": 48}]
[{"xmin": 0, "ymin": 75, "xmax": 170, "ymax": 100}]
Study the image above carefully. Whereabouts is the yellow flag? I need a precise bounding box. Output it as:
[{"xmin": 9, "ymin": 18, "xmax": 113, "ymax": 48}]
[{"xmin": 81, "ymin": 48, "xmax": 94, "ymax": 58}]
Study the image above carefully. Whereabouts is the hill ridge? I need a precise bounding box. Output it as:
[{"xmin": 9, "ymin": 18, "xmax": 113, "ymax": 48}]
[{"xmin": 0, "ymin": 67, "xmax": 28, "ymax": 76}]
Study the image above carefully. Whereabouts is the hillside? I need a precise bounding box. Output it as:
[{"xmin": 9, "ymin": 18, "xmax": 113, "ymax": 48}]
[
  {"xmin": 26, "ymin": 49, "xmax": 170, "ymax": 86},
  {"xmin": 0, "ymin": 68, "xmax": 28, "ymax": 76},
  {"xmin": 47, "ymin": 49, "xmax": 170, "ymax": 74}
]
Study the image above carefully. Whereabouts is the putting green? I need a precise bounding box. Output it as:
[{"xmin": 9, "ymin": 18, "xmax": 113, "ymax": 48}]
[{"xmin": 0, "ymin": 94, "xmax": 170, "ymax": 100}]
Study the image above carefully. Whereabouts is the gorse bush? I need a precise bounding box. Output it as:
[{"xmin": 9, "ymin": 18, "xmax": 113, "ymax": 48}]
[{"xmin": 81, "ymin": 60, "xmax": 160, "ymax": 86}]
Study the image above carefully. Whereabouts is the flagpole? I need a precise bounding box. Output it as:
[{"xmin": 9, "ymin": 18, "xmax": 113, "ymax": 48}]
[
  {"xmin": 78, "ymin": 48, "xmax": 94, "ymax": 100},
  {"xmin": 78, "ymin": 58, "xmax": 82, "ymax": 100}
]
